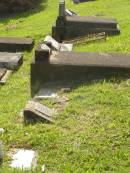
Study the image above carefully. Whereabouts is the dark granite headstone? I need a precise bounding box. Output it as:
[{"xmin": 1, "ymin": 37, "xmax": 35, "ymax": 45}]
[
  {"xmin": 0, "ymin": 37, "xmax": 34, "ymax": 52},
  {"xmin": 0, "ymin": 52, "xmax": 23, "ymax": 70},
  {"xmin": 52, "ymin": 0, "xmax": 120, "ymax": 42}
]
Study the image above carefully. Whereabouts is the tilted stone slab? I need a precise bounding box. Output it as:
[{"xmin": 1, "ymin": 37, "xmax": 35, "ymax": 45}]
[
  {"xmin": 0, "ymin": 68, "xmax": 7, "ymax": 80},
  {"xmin": 0, "ymin": 52, "xmax": 23, "ymax": 70},
  {"xmin": 24, "ymin": 100, "xmax": 54, "ymax": 123},
  {"xmin": 0, "ymin": 37, "xmax": 34, "ymax": 52},
  {"xmin": 31, "ymin": 51, "xmax": 130, "ymax": 96}
]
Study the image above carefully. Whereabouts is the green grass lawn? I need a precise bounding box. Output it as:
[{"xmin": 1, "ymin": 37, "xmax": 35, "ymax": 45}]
[{"xmin": 0, "ymin": 0, "xmax": 130, "ymax": 172}]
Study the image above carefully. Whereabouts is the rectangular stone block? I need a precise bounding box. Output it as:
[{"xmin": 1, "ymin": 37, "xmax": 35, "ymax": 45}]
[
  {"xmin": 31, "ymin": 51, "xmax": 130, "ymax": 96},
  {"xmin": 0, "ymin": 37, "xmax": 34, "ymax": 52},
  {"xmin": 0, "ymin": 52, "xmax": 23, "ymax": 70}
]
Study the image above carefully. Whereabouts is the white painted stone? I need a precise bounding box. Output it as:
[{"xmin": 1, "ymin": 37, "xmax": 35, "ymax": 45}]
[
  {"xmin": 44, "ymin": 35, "xmax": 60, "ymax": 51},
  {"xmin": 10, "ymin": 149, "xmax": 37, "ymax": 170},
  {"xmin": 65, "ymin": 9, "xmax": 77, "ymax": 16},
  {"xmin": 42, "ymin": 164, "xmax": 46, "ymax": 172},
  {"xmin": 60, "ymin": 43, "xmax": 73, "ymax": 52},
  {"xmin": 0, "ymin": 128, "xmax": 4, "ymax": 134},
  {"xmin": 35, "ymin": 88, "xmax": 58, "ymax": 99}
]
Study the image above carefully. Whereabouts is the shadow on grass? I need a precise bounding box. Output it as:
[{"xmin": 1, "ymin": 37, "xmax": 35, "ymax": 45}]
[{"xmin": 0, "ymin": 0, "xmax": 48, "ymax": 23}]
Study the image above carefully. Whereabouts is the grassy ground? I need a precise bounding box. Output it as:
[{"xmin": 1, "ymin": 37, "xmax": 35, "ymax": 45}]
[{"xmin": 0, "ymin": 0, "xmax": 130, "ymax": 172}]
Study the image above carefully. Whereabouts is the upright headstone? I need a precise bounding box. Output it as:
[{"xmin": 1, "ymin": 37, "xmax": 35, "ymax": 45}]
[{"xmin": 59, "ymin": 0, "xmax": 65, "ymax": 17}]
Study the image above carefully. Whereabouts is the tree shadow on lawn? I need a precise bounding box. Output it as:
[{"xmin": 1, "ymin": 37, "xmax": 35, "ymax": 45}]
[{"xmin": 0, "ymin": 0, "xmax": 48, "ymax": 24}]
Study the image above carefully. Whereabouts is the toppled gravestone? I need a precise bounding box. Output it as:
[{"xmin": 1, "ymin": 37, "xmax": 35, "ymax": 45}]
[
  {"xmin": 24, "ymin": 101, "xmax": 54, "ymax": 123},
  {"xmin": 10, "ymin": 149, "xmax": 37, "ymax": 170},
  {"xmin": 0, "ymin": 52, "xmax": 23, "ymax": 70},
  {"xmin": 31, "ymin": 50, "xmax": 130, "ymax": 97},
  {"xmin": 0, "ymin": 37, "xmax": 34, "ymax": 52},
  {"xmin": 44, "ymin": 35, "xmax": 73, "ymax": 51},
  {"xmin": 52, "ymin": 0, "xmax": 120, "ymax": 42}
]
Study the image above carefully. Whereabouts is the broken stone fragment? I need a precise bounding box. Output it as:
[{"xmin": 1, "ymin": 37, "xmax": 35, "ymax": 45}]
[
  {"xmin": 10, "ymin": 149, "xmax": 37, "ymax": 170},
  {"xmin": 44, "ymin": 35, "xmax": 73, "ymax": 51},
  {"xmin": 0, "ymin": 141, "xmax": 4, "ymax": 164},
  {"xmin": 65, "ymin": 9, "xmax": 77, "ymax": 16},
  {"xmin": 24, "ymin": 100, "xmax": 54, "ymax": 123},
  {"xmin": 44, "ymin": 35, "xmax": 61, "ymax": 51}
]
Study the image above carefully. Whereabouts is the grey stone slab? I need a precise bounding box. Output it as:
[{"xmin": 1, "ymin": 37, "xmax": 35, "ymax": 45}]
[
  {"xmin": 0, "ymin": 52, "xmax": 23, "ymax": 70},
  {"xmin": 24, "ymin": 101, "xmax": 54, "ymax": 123},
  {"xmin": 0, "ymin": 37, "xmax": 34, "ymax": 52},
  {"xmin": 31, "ymin": 51, "xmax": 130, "ymax": 96},
  {"xmin": 50, "ymin": 52, "xmax": 130, "ymax": 68}
]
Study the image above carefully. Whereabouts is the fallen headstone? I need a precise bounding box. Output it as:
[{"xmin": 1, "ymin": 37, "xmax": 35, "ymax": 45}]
[
  {"xmin": 24, "ymin": 100, "xmax": 54, "ymax": 123},
  {"xmin": 31, "ymin": 51, "xmax": 130, "ymax": 96},
  {"xmin": 44, "ymin": 35, "xmax": 73, "ymax": 51},
  {"xmin": 10, "ymin": 149, "xmax": 37, "ymax": 170},
  {"xmin": 0, "ymin": 141, "xmax": 3, "ymax": 164},
  {"xmin": 0, "ymin": 37, "xmax": 34, "ymax": 52},
  {"xmin": 0, "ymin": 52, "xmax": 23, "ymax": 70}
]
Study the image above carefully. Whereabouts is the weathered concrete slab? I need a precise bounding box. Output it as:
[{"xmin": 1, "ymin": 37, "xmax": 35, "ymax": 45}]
[
  {"xmin": 31, "ymin": 51, "xmax": 130, "ymax": 96},
  {"xmin": 0, "ymin": 52, "xmax": 23, "ymax": 70},
  {"xmin": 0, "ymin": 37, "xmax": 34, "ymax": 52},
  {"xmin": 24, "ymin": 101, "xmax": 54, "ymax": 123},
  {"xmin": 10, "ymin": 149, "xmax": 37, "ymax": 170}
]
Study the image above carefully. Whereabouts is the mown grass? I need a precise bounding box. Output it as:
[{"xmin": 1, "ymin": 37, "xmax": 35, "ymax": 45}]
[{"xmin": 0, "ymin": 0, "xmax": 130, "ymax": 172}]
